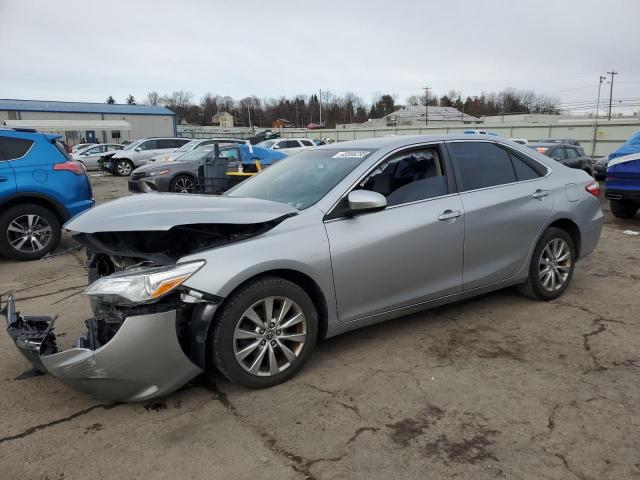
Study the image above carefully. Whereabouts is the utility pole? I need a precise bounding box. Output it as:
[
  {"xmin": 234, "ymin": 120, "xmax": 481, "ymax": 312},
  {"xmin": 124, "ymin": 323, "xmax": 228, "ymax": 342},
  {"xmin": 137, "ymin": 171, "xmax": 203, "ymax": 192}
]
[
  {"xmin": 423, "ymin": 86, "xmax": 431, "ymax": 126},
  {"xmin": 319, "ymin": 89, "xmax": 322, "ymax": 126},
  {"xmin": 607, "ymin": 70, "xmax": 618, "ymax": 121},
  {"xmin": 592, "ymin": 75, "xmax": 606, "ymax": 157},
  {"xmin": 247, "ymin": 105, "xmax": 252, "ymax": 129}
]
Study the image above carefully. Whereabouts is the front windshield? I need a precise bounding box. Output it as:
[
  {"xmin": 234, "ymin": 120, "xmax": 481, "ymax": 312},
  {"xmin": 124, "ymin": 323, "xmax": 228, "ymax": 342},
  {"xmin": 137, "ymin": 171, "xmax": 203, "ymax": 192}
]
[
  {"xmin": 123, "ymin": 139, "xmax": 144, "ymax": 150},
  {"xmin": 175, "ymin": 140, "xmax": 199, "ymax": 153},
  {"xmin": 176, "ymin": 146, "xmax": 217, "ymax": 162},
  {"xmin": 257, "ymin": 140, "xmax": 275, "ymax": 148},
  {"xmin": 226, "ymin": 148, "xmax": 375, "ymax": 210}
]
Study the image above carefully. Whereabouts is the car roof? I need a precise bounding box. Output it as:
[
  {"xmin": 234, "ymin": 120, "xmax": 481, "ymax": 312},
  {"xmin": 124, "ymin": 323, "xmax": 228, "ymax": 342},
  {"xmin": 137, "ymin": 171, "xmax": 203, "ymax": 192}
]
[
  {"xmin": 313, "ymin": 133, "xmax": 513, "ymax": 151},
  {"xmin": 528, "ymin": 142, "xmax": 576, "ymax": 148}
]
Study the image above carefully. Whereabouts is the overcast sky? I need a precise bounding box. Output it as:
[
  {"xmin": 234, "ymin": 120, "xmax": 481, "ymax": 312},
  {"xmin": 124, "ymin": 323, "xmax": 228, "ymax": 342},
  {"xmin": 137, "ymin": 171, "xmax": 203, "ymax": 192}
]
[{"xmin": 1, "ymin": 0, "xmax": 639, "ymax": 113}]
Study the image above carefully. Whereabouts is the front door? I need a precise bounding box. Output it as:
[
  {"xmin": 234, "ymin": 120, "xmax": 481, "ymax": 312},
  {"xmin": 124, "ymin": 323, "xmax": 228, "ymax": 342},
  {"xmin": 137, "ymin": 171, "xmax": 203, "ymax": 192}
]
[
  {"xmin": 325, "ymin": 144, "xmax": 464, "ymax": 322},
  {"xmin": 446, "ymin": 140, "xmax": 553, "ymax": 290}
]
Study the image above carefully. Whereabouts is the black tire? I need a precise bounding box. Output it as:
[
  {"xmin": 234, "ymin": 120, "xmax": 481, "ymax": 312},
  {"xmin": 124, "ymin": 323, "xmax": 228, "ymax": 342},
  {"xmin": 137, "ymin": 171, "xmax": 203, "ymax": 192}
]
[
  {"xmin": 114, "ymin": 159, "xmax": 134, "ymax": 176},
  {"xmin": 170, "ymin": 174, "xmax": 196, "ymax": 193},
  {"xmin": 518, "ymin": 227, "xmax": 575, "ymax": 301},
  {"xmin": 0, "ymin": 204, "xmax": 61, "ymax": 261},
  {"xmin": 210, "ymin": 276, "xmax": 318, "ymax": 388},
  {"xmin": 610, "ymin": 200, "xmax": 638, "ymax": 219}
]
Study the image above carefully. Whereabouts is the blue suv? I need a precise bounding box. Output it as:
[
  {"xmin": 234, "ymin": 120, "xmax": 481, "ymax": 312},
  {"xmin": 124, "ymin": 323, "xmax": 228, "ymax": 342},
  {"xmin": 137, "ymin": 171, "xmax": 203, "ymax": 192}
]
[{"xmin": 0, "ymin": 129, "xmax": 94, "ymax": 260}]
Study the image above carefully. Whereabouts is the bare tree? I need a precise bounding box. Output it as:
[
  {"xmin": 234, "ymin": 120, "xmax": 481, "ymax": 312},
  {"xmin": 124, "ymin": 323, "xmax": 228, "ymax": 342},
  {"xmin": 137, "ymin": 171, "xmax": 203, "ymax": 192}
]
[{"xmin": 145, "ymin": 91, "xmax": 160, "ymax": 106}]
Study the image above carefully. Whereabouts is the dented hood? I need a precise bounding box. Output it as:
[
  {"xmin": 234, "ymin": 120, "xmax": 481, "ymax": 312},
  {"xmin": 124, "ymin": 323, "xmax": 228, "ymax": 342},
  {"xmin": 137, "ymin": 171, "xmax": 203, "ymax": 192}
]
[{"xmin": 65, "ymin": 194, "xmax": 298, "ymax": 233}]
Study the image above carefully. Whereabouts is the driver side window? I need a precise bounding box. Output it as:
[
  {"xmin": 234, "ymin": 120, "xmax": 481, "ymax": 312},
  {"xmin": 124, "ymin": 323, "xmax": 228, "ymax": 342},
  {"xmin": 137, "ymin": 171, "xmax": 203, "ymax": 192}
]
[{"xmin": 357, "ymin": 147, "xmax": 448, "ymax": 206}]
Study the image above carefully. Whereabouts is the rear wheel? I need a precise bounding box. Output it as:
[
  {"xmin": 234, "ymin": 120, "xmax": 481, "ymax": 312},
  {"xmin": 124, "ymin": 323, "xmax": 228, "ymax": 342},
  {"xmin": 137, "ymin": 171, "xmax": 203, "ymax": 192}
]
[
  {"xmin": 210, "ymin": 276, "xmax": 318, "ymax": 388},
  {"xmin": 170, "ymin": 174, "xmax": 196, "ymax": 193},
  {"xmin": 610, "ymin": 200, "xmax": 638, "ymax": 219},
  {"xmin": 518, "ymin": 227, "xmax": 575, "ymax": 301},
  {"xmin": 0, "ymin": 204, "xmax": 61, "ymax": 261},
  {"xmin": 115, "ymin": 159, "xmax": 134, "ymax": 176}
]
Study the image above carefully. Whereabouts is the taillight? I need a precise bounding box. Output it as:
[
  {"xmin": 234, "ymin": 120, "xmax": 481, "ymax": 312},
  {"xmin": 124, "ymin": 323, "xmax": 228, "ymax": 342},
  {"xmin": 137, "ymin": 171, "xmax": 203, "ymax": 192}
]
[
  {"xmin": 54, "ymin": 161, "xmax": 85, "ymax": 175},
  {"xmin": 585, "ymin": 181, "xmax": 601, "ymax": 197}
]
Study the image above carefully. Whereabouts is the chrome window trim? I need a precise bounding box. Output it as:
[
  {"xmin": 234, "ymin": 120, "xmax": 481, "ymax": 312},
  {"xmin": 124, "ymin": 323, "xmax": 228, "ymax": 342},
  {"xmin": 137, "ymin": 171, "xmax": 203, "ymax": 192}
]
[{"xmin": 324, "ymin": 140, "xmax": 451, "ymax": 221}]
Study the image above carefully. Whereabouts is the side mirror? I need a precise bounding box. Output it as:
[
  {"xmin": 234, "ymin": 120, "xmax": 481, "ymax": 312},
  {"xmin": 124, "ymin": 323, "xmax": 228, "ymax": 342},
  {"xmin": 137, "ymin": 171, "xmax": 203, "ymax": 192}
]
[
  {"xmin": 347, "ymin": 190, "xmax": 387, "ymax": 213},
  {"xmin": 273, "ymin": 144, "xmax": 280, "ymax": 149},
  {"xmin": 135, "ymin": 147, "xmax": 142, "ymax": 152}
]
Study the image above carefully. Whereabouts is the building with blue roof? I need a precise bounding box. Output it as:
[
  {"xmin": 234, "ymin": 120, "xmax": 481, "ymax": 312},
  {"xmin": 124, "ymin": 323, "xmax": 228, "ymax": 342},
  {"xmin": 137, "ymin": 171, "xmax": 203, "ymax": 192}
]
[{"xmin": 0, "ymin": 99, "xmax": 176, "ymax": 145}]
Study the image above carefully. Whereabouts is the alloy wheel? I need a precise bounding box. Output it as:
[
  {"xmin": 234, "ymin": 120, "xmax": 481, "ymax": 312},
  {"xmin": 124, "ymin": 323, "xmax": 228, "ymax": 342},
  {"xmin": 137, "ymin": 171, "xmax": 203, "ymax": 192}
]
[
  {"xmin": 117, "ymin": 161, "xmax": 132, "ymax": 176},
  {"xmin": 538, "ymin": 238, "xmax": 572, "ymax": 292},
  {"xmin": 174, "ymin": 177, "xmax": 195, "ymax": 193},
  {"xmin": 233, "ymin": 296, "xmax": 307, "ymax": 376},
  {"xmin": 7, "ymin": 214, "xmax": 52, "ymax": 253}
]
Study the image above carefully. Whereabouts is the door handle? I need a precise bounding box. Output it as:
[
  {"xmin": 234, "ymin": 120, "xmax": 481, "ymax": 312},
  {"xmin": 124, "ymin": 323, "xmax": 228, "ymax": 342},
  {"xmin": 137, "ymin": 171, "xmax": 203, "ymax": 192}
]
[
  {"xmin": 532, "ymin": 189, "xmax": 549, "ymax": 199},
  {"xmin": 438, "ymin": 210, "xmax": 462, "ymax": 221},
  {"xmin": 0, "ymin": 176, "xmax": 7, "ymax": 183}
]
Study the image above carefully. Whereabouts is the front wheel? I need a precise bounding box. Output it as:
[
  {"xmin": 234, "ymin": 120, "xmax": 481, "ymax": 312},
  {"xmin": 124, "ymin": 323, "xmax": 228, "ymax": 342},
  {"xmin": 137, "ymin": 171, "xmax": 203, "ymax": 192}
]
[
  {"xmin": 170, "ymin": 174, "xmax": 196, "ymax": 193},
  {"xmin": 115, "ymin": 159, "xmax": 134, "ymax": 176},
  {"xmin": 518, "ymin": 227, "xmax": 575, "ymax": 301},
  {"xmin": 210, "ymin": 276, "xmax": 318, "ymax": 388},
  {"xmin": 610, "ymin": 200, "xmax": 638, "ymax": 219}
]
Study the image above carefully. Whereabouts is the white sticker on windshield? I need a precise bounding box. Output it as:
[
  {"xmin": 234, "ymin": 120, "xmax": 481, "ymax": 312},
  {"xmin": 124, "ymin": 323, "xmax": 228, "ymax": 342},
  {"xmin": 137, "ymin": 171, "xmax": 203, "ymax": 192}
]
[{"xmin": 332, "ymin": 151, "xmax": 370, "ymax": 158}]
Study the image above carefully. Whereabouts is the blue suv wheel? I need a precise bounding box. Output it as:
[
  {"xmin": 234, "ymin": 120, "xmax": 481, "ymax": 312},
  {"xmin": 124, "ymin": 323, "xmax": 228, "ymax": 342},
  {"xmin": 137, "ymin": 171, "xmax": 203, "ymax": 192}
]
[{"xmin": 0, "ymin": 203, "xmax": 61, "ymax": 260}]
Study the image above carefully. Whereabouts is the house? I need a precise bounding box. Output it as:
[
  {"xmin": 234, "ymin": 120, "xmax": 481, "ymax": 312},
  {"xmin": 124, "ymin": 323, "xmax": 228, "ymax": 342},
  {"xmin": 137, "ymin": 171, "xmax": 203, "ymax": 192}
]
[
  {"xmin": 384, "ymin": 106, "xmax": 480, "ymax": 127},
  {"xmin": 272, "ymin": 118, "xmax": 293, "ymax": 128},
  {"xmin": 212, "ymin": 111, "xmax": 234, "ymax": 128}
]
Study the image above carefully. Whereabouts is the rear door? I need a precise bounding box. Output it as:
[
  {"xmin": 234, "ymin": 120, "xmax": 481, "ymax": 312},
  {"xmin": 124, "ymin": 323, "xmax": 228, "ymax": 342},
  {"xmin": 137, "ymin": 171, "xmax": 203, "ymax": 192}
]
[
  {"xmin": 447, "ymin": 140, "xmax": 553, "ymax": 290},
  {"xmin": 0, "ymin": 137, "xmax": 17, "ymax": 199}
]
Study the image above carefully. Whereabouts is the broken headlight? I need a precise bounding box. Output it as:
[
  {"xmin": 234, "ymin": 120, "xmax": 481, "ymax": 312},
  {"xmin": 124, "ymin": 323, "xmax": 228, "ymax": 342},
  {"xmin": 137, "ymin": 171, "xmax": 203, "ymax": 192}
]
[{"xmin": 85, "ymin": 260, "xmax": 205, "ymax": 305}]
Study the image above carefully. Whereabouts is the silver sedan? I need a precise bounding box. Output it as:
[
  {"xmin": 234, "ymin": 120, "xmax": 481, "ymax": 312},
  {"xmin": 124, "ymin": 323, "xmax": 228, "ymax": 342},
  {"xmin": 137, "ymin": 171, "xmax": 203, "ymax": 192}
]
[{"xmin": 3, "ymin": 134, "xmax": 603, "ymax": 401}]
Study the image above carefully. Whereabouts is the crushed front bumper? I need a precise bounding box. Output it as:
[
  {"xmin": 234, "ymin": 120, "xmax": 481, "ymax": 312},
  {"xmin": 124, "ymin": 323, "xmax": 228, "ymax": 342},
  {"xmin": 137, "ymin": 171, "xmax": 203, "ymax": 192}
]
[{"xmin": 1, "ymin": 292, "xmax": 203, "ymax": 403}]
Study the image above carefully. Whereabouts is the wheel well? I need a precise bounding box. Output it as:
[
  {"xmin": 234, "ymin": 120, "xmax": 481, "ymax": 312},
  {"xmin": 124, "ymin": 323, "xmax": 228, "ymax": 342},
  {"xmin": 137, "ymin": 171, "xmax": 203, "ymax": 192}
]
[
  {"xmin": 222, "ymin": 269, "xmax": 329, "ymax": 341},
  {"xmin": 547, "ymin": 218, "xmax": 581, "ymax": 257},
  {"xmin": 0, "ymin": 196, "xmax": 67, "ymax": 223}
]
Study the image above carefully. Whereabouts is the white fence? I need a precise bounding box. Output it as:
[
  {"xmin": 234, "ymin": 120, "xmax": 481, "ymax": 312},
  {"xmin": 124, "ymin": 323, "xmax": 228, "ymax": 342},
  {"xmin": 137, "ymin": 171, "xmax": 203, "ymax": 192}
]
[{"xmin": 179, "ymin": 119, "xmax": 640, "ymax": 157}]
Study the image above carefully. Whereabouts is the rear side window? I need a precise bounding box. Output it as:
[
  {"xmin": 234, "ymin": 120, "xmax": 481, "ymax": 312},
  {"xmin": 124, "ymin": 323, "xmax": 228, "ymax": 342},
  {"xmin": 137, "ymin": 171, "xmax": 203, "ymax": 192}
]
[
  {"xmin": 0, "ymin": 136, "xmax": 34, "ymax": 160},
  {"xmin": 448, "ymin": 142, "xmax": 516, "ymax": 191},
  {"xmin": 301, "ymin": 140, "xmax": 314, "ymax": 147}
]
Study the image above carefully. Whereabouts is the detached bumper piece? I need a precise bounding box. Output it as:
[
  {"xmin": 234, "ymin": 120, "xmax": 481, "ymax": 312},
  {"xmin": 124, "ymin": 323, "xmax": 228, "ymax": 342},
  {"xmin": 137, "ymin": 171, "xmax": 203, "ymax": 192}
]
[
  {"xmin": 1, "ymin": 292, "xmax": 203, "ymax": 403},
  {"xmin": 2, "ymin": 292, "xmax": 58, "ymax": 372}
]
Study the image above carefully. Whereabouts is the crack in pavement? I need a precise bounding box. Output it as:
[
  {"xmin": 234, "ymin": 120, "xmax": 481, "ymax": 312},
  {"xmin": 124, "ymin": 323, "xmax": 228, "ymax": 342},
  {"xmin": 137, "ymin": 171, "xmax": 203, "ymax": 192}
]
[
  {"xmin": 554, "ymin": 453, "xmax": 589, "ymax": 480},
  {"xmin": 302, "ymin": 382, "xmax": 366, "ymax": 419},
  {"xmin": 203, "ymin": 381, "xmax": 380, "ymax": 479},
  {"xmin": 0, "ymin": 404, "xmax": 119, "ymax": 445}
]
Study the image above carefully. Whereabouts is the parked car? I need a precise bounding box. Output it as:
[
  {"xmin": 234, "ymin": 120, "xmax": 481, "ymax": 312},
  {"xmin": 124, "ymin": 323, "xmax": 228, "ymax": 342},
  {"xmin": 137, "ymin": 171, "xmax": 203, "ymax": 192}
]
[
  {"xmin": 539, "ymin": 138, "xmax": 581, "ymax": 146},
  {"xmin": 72, "ymin": 143, "xmax": 124, "ymax": 170},
  {"xmin": 593, "ymin": 157, "xmax": 609, "ymax": 179},
  {"xmin": 128, "ymin": 142, "xmax": 285, "ymax": 193},
  {"xmin": 71, "ymin": 143, "xmax": 93, "ymax": 153},
  {"xmin": 527, "ymin": 143, "xmax": 593, "ymax": 176},
  {"xmin": 463, "ymin": 129, "xmax": 499, "ymax": 136},
  {"xmin": 100, "ymin": 137, "xmax": 192, "ymax": 176},
  {"xmin": 146, "ymin": 138, "xmax": 225, "ymax": 164},
  {"xmin": 605, "ymin": 152, "xmax": 640, "ymax": 218},
  {"xmin": 256, "ymin": 138, "xmax": 316, "ymax": 155},
  {"xmin": 0, "ymin": 128, "xmax": 94, "ymax": 260},
  {"xmin": 597, "ymin": 130, "xmax": 640, "ymax": 180},
  {"xmin": 1, "ymin": 134, "xmax": 602, "ymax": 402},
  {"xmin": 247, "ymin": 130, "xmax": 279, "ymax": 145}
]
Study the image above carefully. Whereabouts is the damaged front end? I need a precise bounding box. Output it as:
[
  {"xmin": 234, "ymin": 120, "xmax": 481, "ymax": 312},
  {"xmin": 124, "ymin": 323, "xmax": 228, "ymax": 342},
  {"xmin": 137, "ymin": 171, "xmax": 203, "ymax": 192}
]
[
  {"xmin": 1, "ymin": 278, "xmax": 211, "ymax": 403},
  {"xmin": 2, "ymin": 194, "xmax": 298, "ymax": 402}
]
